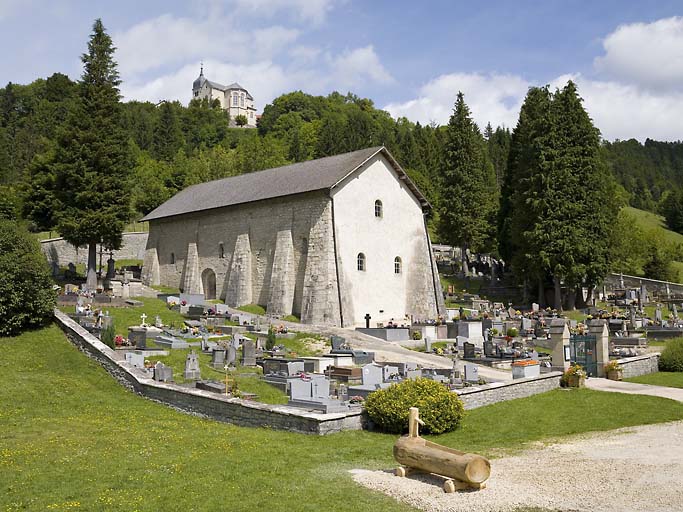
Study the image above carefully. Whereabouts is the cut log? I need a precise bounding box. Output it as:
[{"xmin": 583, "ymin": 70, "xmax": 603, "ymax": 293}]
[{"xmin": 393, "ymin": 436, "xmax": 491, "ymax": 484}]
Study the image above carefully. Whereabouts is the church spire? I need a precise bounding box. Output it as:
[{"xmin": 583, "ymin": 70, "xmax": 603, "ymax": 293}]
[{"xmin": 200, "ymin": 61, "xmax": 204, "ymax": 76}]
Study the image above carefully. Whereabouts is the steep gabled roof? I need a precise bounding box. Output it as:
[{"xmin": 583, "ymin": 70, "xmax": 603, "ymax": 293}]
[{"xmin": 141, "ymin": 147, "xmax": 430, "ymax": 222}]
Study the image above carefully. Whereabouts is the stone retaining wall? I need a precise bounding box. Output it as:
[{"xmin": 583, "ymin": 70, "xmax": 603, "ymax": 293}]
[
  {"xmin": 456, "ymin": 372, "xmax": 562, "ymax": 410},
  {"xmin": 54, "ymin": 309, "xmax": 363, "ymax": 435},
  {"xmin": 617, "ymin": 353, "xmax": 660, "ymax": 379},
  {"xmin": 42, "ymin": 232, "xmax": 149, "ymax": 267}
]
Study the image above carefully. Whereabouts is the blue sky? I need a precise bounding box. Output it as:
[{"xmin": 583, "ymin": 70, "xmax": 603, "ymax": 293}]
[{"xmin": 2, "ymin": 0, "xmax": 682, "ymax": 141}]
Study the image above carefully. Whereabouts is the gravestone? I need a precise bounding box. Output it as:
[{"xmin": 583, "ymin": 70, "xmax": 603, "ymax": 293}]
[
  {"xmin": 241, "ymin": 340, "xmax": 257, "ymax": 366},
  {"xmin": 184, "ymin": 350, "xmax": 201, "ymax": 380},
  {"xmin": 424, "ymin": 337, "xmax": 432, "ymax": 353},
  {"xmin": 463, "ymin": 341, "xmax": 475, "ymax": 359},
  {"xmin": 483, "ymin": 341, "xmax": 494, "ymax": 358},
  {"xmin": 464, "ymin": 363, "xmax": 479, "ymax": 382},
  {"xmin": 521, "ymin": 317, "xmax": 533, "ymax": 331},
  {"xmin": 128, "ymin": 327, "xmax": 146, "ymax": 349},
  {"xmin": 106, "ymin": 257, "xmax": 116, "ymax": 279},
  {"xmin": 125, "ymin": 351, "xmax": 145, "ymax": 368},
  {"xmin": 166, "ymin": 296, "xmax": 180, "ymax": 306},
  {"xmin": 655, "ymin": 306, "xmax": 663, "ymax": 324},
  {"xmin": 210, "ymin": 348, "xmax": 226, "ymax": 369},
  {"xmin": 531, "ymin": 302, "xmax": 540, "ymax": 312},
  {"xmin": 214, "ymin": 303, "xmax": 230, "ymax": 315},
  {"xmin": 154, "ymin": 362, "xmax": 173, "ymax": 382},
  {"xmin": 362, "ymin": 363, "xmax": 383, "ymax": 387},
  {"xmin": 330, "ymin": 336, "xmax": 348, "ymax": 351},
  {"xmin": 227, "ymin": 345, "xmax": 237, "ymax": 367}
]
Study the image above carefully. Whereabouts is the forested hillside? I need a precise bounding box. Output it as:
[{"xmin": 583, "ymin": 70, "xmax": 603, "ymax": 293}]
[{"xmin": 2, "ymin": 72, "xmax": 682, "ymax": 292}]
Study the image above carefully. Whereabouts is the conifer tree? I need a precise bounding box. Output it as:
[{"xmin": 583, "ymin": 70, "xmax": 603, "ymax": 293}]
[
  {"xmin": 152, "ymin": 101, "xmax": 184, "ymax": 162},
  {"xmin": 438, "ymin": 92, "xmax": 497, "ymax": 276},
  {"xmin": 49, "ymin": 19, "xmax": 132, "ymax": 289}
]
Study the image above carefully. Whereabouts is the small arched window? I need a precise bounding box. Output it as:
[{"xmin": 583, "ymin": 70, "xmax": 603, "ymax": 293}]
[
  {"xmin": 170, "ymin": 252, "xmax": 175, "ymax": 264},
  {"xmin": 357, "ymin": 253, "xmax": 366, "ymax": 271},
  {"xmin": 374, "ymin": 199, "xmax": 383, "ymax": 218},
  {"xmin": 394, "ymin": 256, "xmax": 402, "ymax": 274},
  {"xmin": 219, "ymin": 243, "xmax": 225, "ymax": 259}
]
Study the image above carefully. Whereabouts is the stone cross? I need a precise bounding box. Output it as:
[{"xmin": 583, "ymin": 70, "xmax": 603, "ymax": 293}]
[
  {"xmin": 364, "ymin": 313, "xmax": 371, "ymax": 329},
  {"xmin": 140, "ymin": 313, "xmax": 147, "ymax": 326}
]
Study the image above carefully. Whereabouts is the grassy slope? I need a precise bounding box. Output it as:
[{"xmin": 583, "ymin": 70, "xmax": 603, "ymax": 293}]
[
  {"xmin": 626, "ymin": 372, "xmax": 683, "ymax": 389},
  {"xmin": 625, "ymin": 206, "xmax": 683, "ymax": 283},
  {"xmin": 3, "ymin": 326, "xmax": 683, "ymax": 510}
]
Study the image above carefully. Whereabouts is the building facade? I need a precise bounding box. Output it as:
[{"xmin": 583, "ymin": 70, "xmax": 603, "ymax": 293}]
[
  {"xmin": 141, "ymin": 147, "xmax": 445, "ymax": 327},
  {"xmin": 192, "ymin": 67, "xmax": 257, "ymax": 127}
]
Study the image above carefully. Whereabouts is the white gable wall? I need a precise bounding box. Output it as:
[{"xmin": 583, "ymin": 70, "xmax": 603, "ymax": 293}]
[{"xmin": 331, "ymin": 154, "xmax": 439, "ymax": 326}]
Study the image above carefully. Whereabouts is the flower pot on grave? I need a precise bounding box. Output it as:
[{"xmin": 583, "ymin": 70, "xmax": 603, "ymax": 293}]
[
  {"xmin": 607, "ymin": 369, "xmax": 623, "ymax": 381},
  {"xmin": 567, "ymin": 375, "xmax": 586, "ymax": 388}
]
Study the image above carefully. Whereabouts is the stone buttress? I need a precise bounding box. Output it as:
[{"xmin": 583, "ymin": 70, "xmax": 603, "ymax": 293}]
[
  {"xmin": 141, "ymin": 246, "xmax": 160, "ymax": 286},
  {"xmin": 181, "ymin": 242, "xmax": 203, "ymax": 295},
  {"xmin": 300, "ymin": 201, "xmax": 341, "ymax": 326},
  {"xmin": 266, "ymin": 229, "xmax": 295, "ymax": 316},
  {"xmin": 225, "ymin": 233, "xmax": 253, "ymax": 307}
]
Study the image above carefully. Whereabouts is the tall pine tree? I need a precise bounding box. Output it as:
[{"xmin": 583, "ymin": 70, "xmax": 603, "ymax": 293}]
[
  {"xmin": 48, "ymin": 19, "xmax": 132, "ymax": 289},
  {"xmin": 438, "ymin": 92, "xmax": 497, "ymax": 276}
]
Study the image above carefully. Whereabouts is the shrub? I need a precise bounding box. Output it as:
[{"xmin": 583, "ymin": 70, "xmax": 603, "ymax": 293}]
[
  {"xmin": 0, "ymin": 220, "xmax": 55, "ymax": 336},
  {"xmin": 364, "ymin": 378, "xmax": 464, "ymax": 434},
  {"xmin": 101, "ymin": 322, "xmax": 116, "ymax": 349},
  {"xmin": 412, "ymin": 330, "xmax": 422, "ymax": 340},
  {"xmin": 659, "ymin": 338, "xmax": 683, "ymax": 372},
  {"xmin": 266, "ymin": 325, "xmax": 276, "ymax": 350},
  {"xmin": 506, "ymin": 327, "xmax": 519, "ymax": 337}
]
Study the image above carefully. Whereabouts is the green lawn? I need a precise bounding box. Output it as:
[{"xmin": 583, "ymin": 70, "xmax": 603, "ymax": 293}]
[
  {"xmin": 625, "ymin": 372, "xmax": 683, "ymax": 389},
  {"xmin": 63, "ymin": 297, "xmax": 187, "ymax": 337},
  {"xmin": 3, "ymin": 326, "xmax": 683, "ymax": 510},
  {"xmin": 237, "ymin": 303, "xmax": 267, "ymax": 315}
]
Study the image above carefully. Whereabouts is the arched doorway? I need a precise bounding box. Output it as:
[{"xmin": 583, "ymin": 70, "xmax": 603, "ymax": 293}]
[{"xmin": 202, "ymin": 268, "xmax": 217, "ymax": 300}]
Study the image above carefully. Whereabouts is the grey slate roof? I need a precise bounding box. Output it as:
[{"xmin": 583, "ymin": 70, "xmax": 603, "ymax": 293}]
[{"xmin": 141, "ymin": 146, "xmax": 430, "ymax": 222}]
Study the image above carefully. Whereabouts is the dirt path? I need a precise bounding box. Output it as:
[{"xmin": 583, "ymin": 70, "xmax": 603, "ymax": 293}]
[{"xmin": 351, "ymin": 420, "xmax": 683, "ymax": 512}]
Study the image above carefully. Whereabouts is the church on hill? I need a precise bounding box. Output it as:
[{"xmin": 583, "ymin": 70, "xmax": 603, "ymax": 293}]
[
  {"xmin": 192, "ymin": 66, "xmax": 257, "ymax": 127},
  {"xmin": 141, "ymin": 147, "xmax": 445, "ymax": 327}
]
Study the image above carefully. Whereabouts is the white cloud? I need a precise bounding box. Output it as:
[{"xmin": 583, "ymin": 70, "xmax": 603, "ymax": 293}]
[
  {"xmin": 383, "ymin": 70, "xmax": 683, "ymax": 142},
  {"xmin": 384, "ymin": 72, "xmax": 528, "ymax": 130},
  {"xmin": 570, "ymin": 76, "xmax": 683, "ymax": 142},
  {"xmin": 594, "ymin": 16, "xmax": 683, "ymax": 91},
  {"xmin": 231, "ymin": 0, "xmax": 337, "ymax": 25},
  {"xmin": 329, "ymin": 45, "xmax": 394, "ymax": 89}
]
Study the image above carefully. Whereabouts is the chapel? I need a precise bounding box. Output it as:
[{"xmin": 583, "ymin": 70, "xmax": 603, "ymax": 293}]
[
  {"xmin": 192, "ymin": 66, "xmax": 257, "ymax": 127},
  {"xmin": 141, "ymin": 146, "xmax": 445, "ymax": 327}
]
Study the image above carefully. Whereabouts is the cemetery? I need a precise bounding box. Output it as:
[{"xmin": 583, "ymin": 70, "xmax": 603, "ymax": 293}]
[{"xmin": 4, "ymin": 12, "xmax": 683, "ymax": 509}]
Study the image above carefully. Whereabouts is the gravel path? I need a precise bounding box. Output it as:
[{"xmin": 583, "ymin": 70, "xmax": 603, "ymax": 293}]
[{"xmin": 351, "ymin": 420, "xmax": 683, "ymax": 512}]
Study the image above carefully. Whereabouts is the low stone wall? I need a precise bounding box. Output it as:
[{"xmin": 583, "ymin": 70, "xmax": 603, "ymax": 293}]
[
  {"xmin": 456, "ymin": 372, "xmax": 562, "ymax": 410},
  {"xmin": 617, "ymin": 353, "xmax": 660, "ymax": 379},
  {"xmin": 42, "ymin": 232, "xmax": 149, "ymax": 267},
  {"xmin": 54, "ymin": 309, "xmax": 363, "ymax": 435},
  {"xmin": 355, "ymin": 327, "xmax": 410, "ymax": 341}
]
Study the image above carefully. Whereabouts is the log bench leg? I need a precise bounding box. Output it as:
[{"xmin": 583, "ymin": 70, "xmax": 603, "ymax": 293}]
[{"xmin": 395, "ymin": 466, "xmax": 421, "ymax": 477}]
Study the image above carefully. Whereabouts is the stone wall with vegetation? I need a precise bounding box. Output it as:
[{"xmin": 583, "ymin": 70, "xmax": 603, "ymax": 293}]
[
  {"xmin": 617, "ymin": 353, "xmax": 660, "ymax": 378},
  {"xmin": 456, "ymin": 372, "xmax": 562, "ymax": 410},
  {"xmin": 54, "ymin": 309, "xmax": 362, "ymax": 435}
]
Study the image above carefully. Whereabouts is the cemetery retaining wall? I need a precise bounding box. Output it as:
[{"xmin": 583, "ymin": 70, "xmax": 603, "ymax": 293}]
[
  {"xmin": 605, "ymin": 273, "xmax": 683, "ymax": 297},
  {"xmin": 456, "ymin": 372, "xmax": 562, "ymax": 410},
  {"xmin": 54, "ymin": 309, "xmax": 363, "ymax": 435},
  {"xmin": 617, "ymin": 353, "xmax": 660, "ymax": 379},
  {"xmin": 41, "ymin": 232, "xmax": 149, "ymax": 267}
]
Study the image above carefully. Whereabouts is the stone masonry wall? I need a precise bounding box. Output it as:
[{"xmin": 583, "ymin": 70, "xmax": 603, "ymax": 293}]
[
  {"xmin": 144, "ymin": 191, "xmax": 341, "ymax": 324},
  {"xmin": 456, "ymin": 372, "xmax": 562, "ymax": 410},
  {"xmin": 54, "ymin": 309, "xmax": 363, "ymax": 435},
  {"xmin": 618, "ymin": 353, "xmax": 660, "ymax": 379},
  {"xmin": 42, "ymin": 232, "xmax": 149, "ymax": 267}
]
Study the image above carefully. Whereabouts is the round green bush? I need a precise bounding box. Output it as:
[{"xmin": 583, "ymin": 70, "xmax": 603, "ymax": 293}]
[
  {"xmin": 506, "ymin": 327, "xmax": 519, "ymax": 337},
  {"xmin": 0, "ymin": 220, "xmax": 55, "ymax": 336},
  {"xmin": 364, "ymin": 378, "xmax": 464, "ymax": 434},
  {"xmin": 659, "ymin": 338, "xmax": 683, "ymax": 372}
]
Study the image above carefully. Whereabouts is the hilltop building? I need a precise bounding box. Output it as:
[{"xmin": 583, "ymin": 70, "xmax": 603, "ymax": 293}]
[
  {"xmin": 192, "ymin": 66, "xmax": 257, "ymax": 127},
  {"xmin": 141, "ymin": 146, "xmax": 445, "ymax": 327}
]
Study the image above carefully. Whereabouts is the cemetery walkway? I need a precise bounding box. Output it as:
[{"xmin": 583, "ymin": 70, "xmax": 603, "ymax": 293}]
[{"xmin": 585, "ymin": 378, "xmax": 683, "ymax": 402}]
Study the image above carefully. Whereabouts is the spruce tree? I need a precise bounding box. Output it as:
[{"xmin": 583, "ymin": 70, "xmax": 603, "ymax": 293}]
[
  {"xmin": 152, "ymin": 101, "xmax": 184, "ymax": 162},
  {"xmin": 438, "ymin": 92, "xmax": 497, "ymax": 276},
  {"xmin": 52, "ymin": 19, "xmax": 132, "ymax": 289}
]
